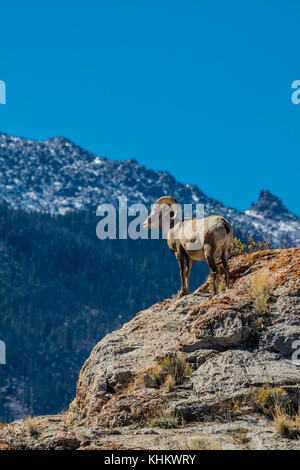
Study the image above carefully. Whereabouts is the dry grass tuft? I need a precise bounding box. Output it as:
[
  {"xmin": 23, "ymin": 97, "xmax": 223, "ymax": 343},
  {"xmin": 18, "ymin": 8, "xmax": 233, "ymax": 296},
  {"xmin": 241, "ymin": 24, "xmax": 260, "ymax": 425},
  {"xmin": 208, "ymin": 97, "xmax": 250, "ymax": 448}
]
[
  {"xmin": 147, "ymin": 354, "xmax": 193, "ymax": 388},
  {"xmin": 252, "ymin": 386, "xmax": 288, "ymax": 415},
  {"xmin": 164, "ymin": 375, "xmax": 175, "ymax": 392},
  {"xmin": 24, "ymin": 417, "xmax": 39, "ymax": 437},
  {"xmin": 157, "ymin": 355, "xmax": 193, "ymax": 384},
  {"xmin": 148, "ymin": 362, "xmax": 164, "ymax": 384},
  {"xmin": 273, "ymin": 405, "xmax": 300, "ymax": 439},
  {"xmin": 253, "ymin": 387, "xmax": 300, "ymax": 439},
  {"xmin": 182, "ymin": 435, "xmax": 221, "ymax": 450},
  {"xmin": 128, "ymin": 354, "xmax": 192, "ymax": 392},
  {"xmin": 249, "ymin": 270, "xmax": 271, "ymax": 314}
]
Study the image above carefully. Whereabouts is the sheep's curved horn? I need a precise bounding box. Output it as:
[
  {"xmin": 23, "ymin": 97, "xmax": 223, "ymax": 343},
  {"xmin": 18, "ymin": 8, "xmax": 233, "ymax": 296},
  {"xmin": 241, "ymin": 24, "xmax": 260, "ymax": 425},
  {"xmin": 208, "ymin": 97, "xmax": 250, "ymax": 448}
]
[
  {"xmin": 155, "ymin": 196, "xmax": 178, "ymax": 207},
  {"xmin": 154, "ymin": 196, "xmax": 179, "ymax": 218}
]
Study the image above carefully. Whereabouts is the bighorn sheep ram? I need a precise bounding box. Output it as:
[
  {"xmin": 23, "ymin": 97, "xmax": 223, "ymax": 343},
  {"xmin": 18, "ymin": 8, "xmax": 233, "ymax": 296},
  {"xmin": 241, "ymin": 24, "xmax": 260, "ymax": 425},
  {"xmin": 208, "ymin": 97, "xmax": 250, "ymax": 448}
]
[{"xmin": 143, "ymin": 196, "xmax": 234, "ymax": 296}]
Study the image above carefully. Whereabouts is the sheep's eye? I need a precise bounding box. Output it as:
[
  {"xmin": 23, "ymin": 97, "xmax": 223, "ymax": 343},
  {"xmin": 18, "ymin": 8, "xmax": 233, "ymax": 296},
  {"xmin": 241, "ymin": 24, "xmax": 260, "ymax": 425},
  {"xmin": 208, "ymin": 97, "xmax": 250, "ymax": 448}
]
[{"xmin": 170, "ymin": 211, "xmax": 175, "ymax": 219}]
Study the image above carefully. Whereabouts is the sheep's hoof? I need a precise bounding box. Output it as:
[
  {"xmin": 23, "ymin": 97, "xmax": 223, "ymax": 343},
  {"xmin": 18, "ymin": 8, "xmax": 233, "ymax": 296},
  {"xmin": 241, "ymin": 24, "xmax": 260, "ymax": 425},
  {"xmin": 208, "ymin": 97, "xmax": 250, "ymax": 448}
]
[{"xmin": 178, "ymin": 290, "xmax": 188, "ymax": 298}]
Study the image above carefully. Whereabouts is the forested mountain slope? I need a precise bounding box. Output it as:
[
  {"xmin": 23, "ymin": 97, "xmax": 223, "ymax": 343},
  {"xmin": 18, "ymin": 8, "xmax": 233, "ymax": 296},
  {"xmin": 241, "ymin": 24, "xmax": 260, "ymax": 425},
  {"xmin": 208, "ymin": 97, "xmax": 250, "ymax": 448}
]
[{"xmin": 0, "ymin": 205, "xmax": 207, "ymax": 421}]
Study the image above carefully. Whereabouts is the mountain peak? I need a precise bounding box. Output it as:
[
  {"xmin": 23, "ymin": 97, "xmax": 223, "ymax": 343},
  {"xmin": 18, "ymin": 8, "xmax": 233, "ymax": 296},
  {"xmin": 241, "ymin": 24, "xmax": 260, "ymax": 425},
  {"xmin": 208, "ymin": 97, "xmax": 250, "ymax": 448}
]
[
  {"xmin": 249, "ymin": 190, "xmax": 288, "ymax": 217},
  {"xmin": 0, "ymin": 132, "xmax": 299, "ymax": 247},
  {"xmin": 47, "ymin": 136, "xmax": 74, "ymax": 145}
]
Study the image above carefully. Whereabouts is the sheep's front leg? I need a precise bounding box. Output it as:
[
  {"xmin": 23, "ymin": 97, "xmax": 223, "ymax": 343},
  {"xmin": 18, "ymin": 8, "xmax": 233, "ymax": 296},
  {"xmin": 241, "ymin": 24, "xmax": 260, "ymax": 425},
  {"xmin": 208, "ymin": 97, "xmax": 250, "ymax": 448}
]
[{"xmin": 176, "ymin": 253, "xmax": 187, "ymax": 297}]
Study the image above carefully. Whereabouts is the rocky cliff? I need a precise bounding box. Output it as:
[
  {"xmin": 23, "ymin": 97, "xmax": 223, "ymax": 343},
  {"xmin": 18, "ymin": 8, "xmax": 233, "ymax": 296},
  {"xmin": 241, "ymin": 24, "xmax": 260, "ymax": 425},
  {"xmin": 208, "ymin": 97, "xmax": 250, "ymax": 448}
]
[{"xmin": 1, "ymin": 248, "xmax": 300, "ymax": 450}]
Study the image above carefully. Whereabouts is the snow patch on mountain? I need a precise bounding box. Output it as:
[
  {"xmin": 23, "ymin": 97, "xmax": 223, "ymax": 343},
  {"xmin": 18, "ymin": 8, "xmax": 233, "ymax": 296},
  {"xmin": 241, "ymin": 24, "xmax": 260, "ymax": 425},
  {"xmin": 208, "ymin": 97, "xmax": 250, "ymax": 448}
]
[{"xmin": 0, "ymin": 132, "xmax": 299, "ymax": 247}]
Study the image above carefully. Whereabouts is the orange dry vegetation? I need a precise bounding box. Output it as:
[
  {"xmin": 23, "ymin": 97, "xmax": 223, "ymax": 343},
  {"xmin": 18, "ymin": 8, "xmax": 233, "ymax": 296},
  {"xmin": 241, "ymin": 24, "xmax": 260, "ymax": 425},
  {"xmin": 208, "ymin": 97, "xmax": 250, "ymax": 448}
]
[
  {"xmin": 265, "ymin": 249, "xmax": 300, "ymax": 293},
  {"xmin": 190, "ymin": 248, "xmax": 300, "ymax": 333},
  {"xmin": 188, "ymin": 297, "xmax": 231, "ymax": 317},
  {"xmin": 188, "ymin": 297, "xmax": 243, "ymax": 331},
  {"xmin": 192, "ymin": 303, "xmax": 249, "ymax": 332},
  {"xmin": 198, "ymin": 248, "xmax": 300, "ymax": 294}
]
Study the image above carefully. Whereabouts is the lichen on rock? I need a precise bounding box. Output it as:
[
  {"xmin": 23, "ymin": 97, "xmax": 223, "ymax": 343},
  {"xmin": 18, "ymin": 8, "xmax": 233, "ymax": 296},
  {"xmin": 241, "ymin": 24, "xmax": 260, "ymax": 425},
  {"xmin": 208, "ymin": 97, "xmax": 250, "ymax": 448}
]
[
  {"xmin": 65, "ymin": 248, "xmax": 300, "ymax": 432},
  {"xmin": 2, "ymin": 248, "xmax": 300, "ymax": 450}
]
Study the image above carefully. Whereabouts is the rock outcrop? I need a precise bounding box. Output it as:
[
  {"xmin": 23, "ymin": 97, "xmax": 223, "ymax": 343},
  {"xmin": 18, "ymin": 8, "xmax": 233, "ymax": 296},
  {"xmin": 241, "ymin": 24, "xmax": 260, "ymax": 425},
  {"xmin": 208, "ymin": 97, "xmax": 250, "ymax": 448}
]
[
  {"xmin": 65, "ymin": 248, "xmax": 300, "ymax": 429},
  {"xmin": 1, "ymin": 248, "xmax": 300, "ymax": 450}
]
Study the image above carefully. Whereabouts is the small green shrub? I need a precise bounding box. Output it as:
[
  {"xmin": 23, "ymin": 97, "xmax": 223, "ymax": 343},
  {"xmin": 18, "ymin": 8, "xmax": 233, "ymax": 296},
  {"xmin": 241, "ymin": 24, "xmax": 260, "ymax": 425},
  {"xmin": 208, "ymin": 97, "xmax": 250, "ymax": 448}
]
[
  {"xmin": 149, "ymin": 408, "xmax": 178, "ymax": 429},
  {"xmin": 228, "ymin": 428, "xmax": 250, "ymax": 445},
  {"xmin": 156, "ymin": 354, "xmax": 193, "ymax": 384}
]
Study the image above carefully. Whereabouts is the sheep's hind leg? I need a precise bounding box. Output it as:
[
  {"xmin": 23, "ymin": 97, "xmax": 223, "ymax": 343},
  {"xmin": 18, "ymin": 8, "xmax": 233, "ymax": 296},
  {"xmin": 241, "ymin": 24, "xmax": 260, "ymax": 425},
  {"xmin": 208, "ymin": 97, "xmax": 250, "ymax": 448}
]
[
  {"xmin": 185, "ymin": 259, "xmax": 194, "ymax": 294},
  {"xmin": 204, "ymin": 244, "xmax": 218, "ymax": 295},
  {"xmin": 221, "ymin": 251, "xmax": 230, "ymax": 289}
]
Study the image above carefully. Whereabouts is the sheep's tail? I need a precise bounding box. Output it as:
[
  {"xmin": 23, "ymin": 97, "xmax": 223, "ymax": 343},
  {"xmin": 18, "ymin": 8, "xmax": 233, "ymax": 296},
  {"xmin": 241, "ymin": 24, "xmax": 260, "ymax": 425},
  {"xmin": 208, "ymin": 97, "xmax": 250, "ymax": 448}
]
[{"xmin": 221, "ymin": 217, "xmax": 232, "ymax": 234}]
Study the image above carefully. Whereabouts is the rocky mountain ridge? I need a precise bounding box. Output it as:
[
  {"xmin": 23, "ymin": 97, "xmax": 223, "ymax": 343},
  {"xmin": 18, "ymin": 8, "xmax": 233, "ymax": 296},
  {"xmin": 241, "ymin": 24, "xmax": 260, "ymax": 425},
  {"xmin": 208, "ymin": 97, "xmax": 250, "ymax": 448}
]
[{"xmin": 0, "ymin": 132, "xmax": 299, "ymax": 247}]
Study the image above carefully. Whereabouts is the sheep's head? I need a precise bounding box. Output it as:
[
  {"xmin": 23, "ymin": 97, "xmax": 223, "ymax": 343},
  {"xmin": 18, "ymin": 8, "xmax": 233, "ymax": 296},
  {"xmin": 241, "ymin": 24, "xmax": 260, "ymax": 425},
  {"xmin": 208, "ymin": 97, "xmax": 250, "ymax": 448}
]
[{"xmin": 143, "ymin": 196, "xmax": 179, "ymax": 230}]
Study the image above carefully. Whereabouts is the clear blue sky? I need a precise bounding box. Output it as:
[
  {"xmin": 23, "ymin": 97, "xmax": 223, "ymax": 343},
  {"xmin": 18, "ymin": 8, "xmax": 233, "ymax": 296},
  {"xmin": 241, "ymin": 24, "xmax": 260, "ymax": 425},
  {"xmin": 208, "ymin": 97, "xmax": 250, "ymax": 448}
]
[{"xmin": 0, "ymin": 1, "xmax": 299, "ymax": 214}]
